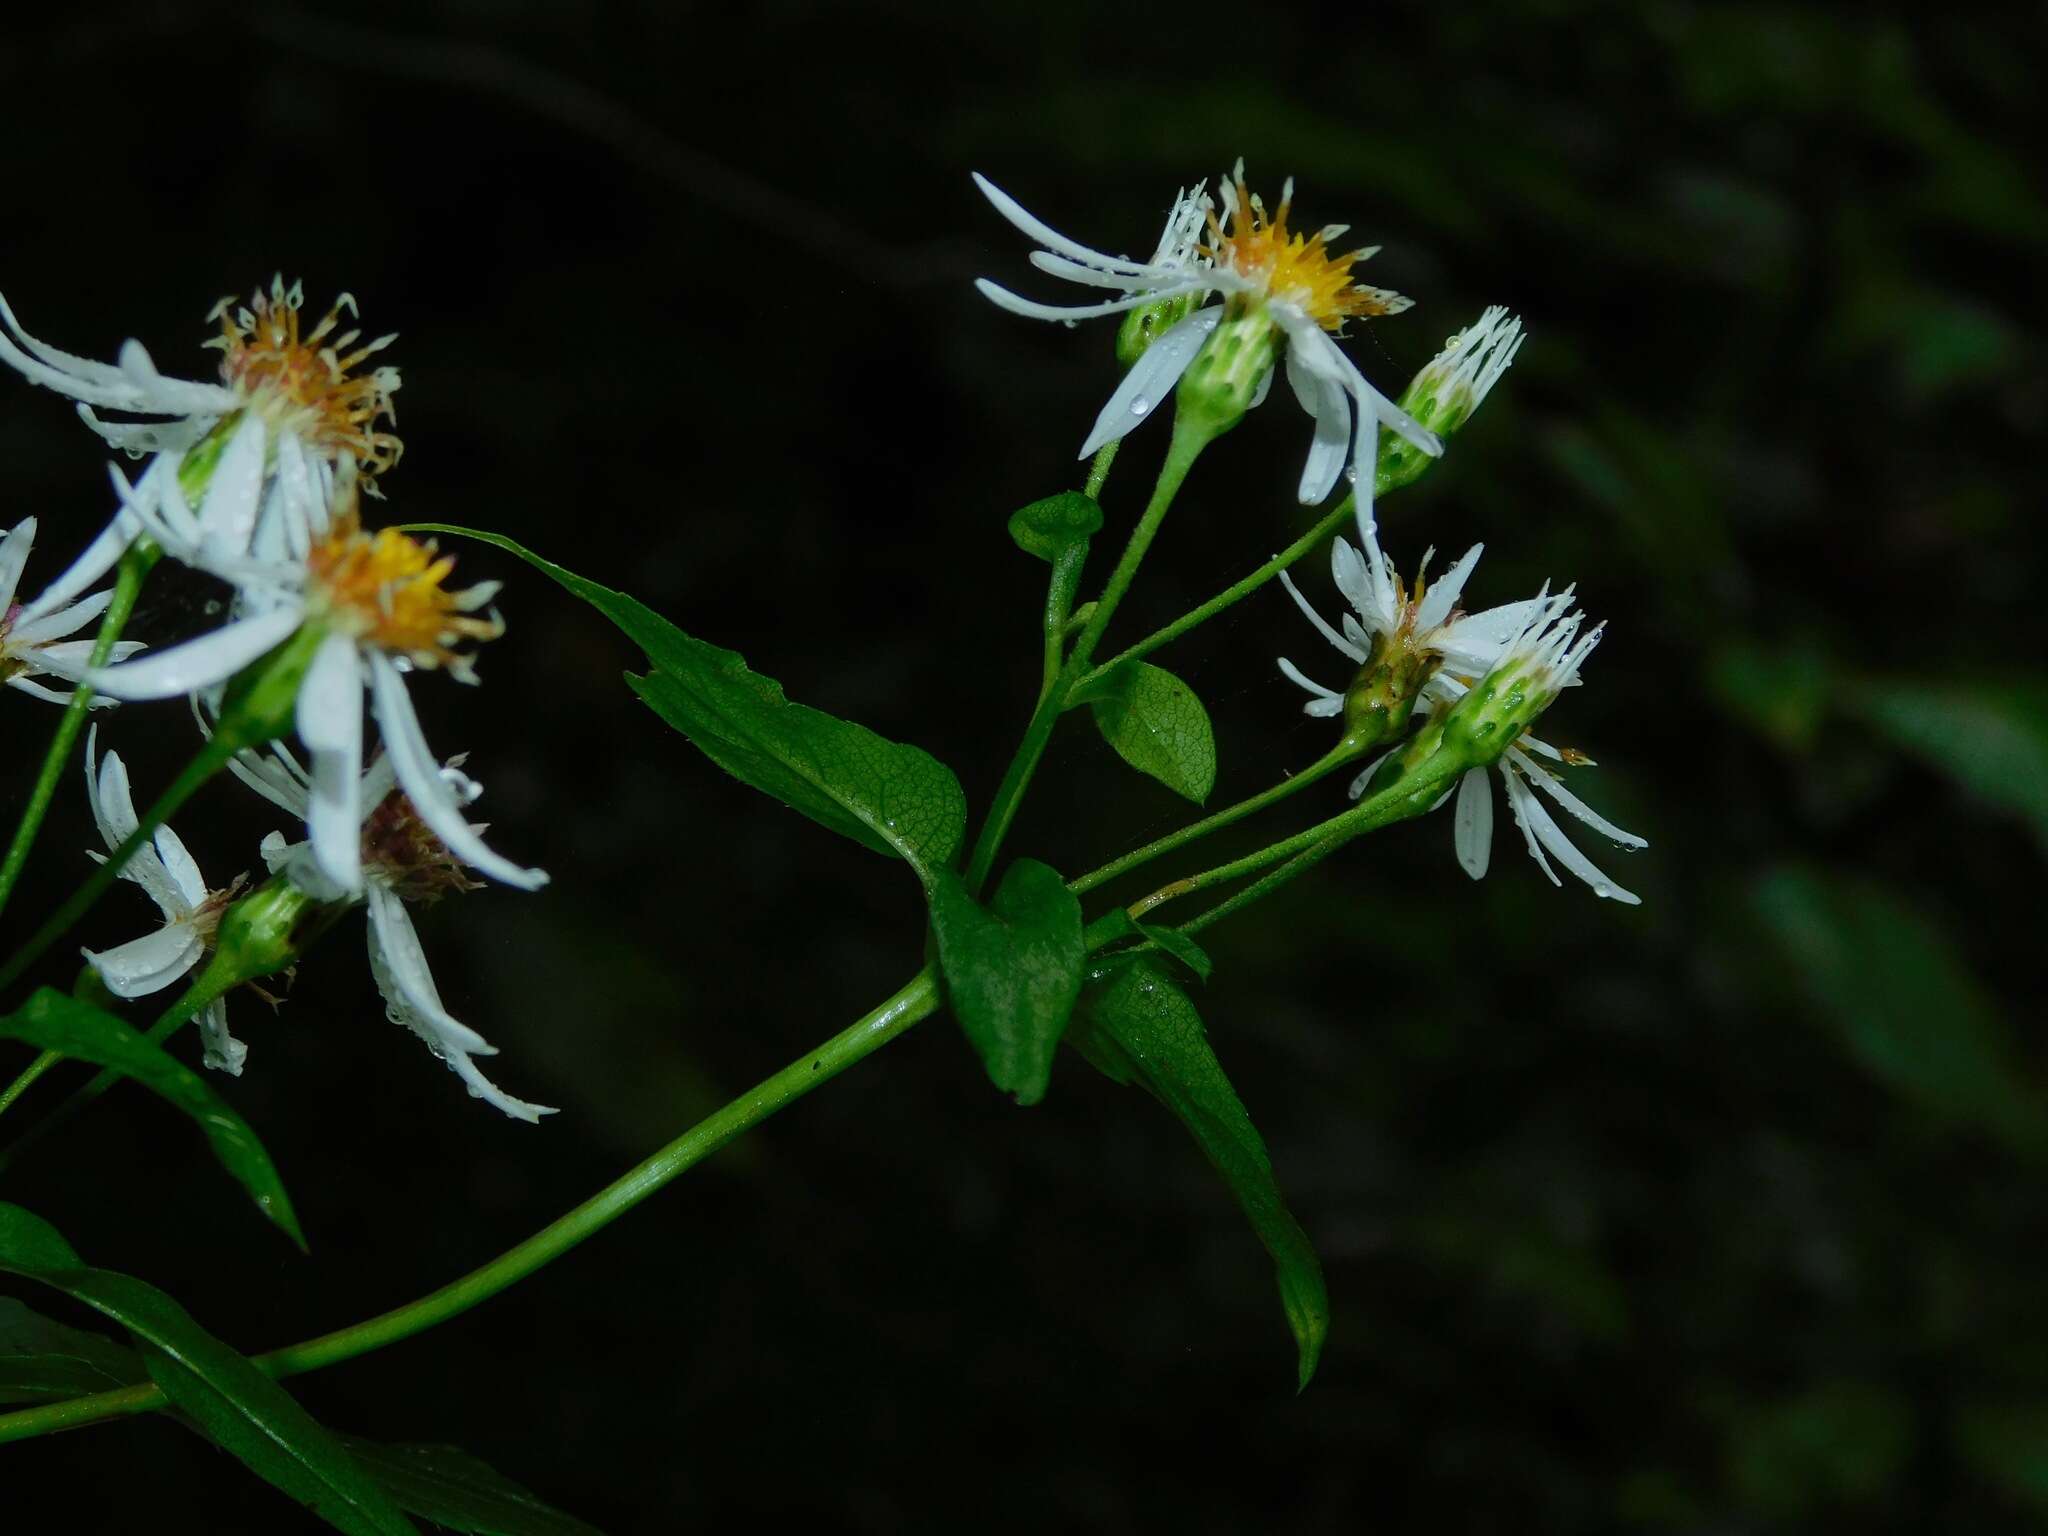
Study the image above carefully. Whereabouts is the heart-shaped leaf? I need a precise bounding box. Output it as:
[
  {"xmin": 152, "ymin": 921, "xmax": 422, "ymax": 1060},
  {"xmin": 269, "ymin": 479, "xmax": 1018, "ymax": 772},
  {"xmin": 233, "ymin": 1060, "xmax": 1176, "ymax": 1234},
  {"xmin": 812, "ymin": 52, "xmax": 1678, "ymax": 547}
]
[
  {"xmin": 931, "ymin": 859, "xmax": 1085, "ymax": 1105},
  {"xmin": 1007, "ymin": 491, "xmax": 1103, "ymax": 562}
]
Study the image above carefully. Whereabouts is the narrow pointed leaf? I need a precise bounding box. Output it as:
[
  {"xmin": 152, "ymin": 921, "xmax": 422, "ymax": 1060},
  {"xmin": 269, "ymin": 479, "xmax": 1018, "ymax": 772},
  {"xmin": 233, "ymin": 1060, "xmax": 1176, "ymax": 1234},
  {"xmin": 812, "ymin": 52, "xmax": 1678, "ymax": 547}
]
[
  {"xmin": 341, "ymin": 1439, "xmax": 608, "ymax": 1536},
  {"xmin": 1007, "ymin": 491, "xmax": 1103, "ymax": 562},
  {"xmin": 0, "ymin": 1298, "xmax": 145, "ymax": 1404},
  {"xmin": 1071, "ymin": 960, "xmax": 1328, "ymax": 1387},
  {"xmin": 405, "ymin": 527, "xmax": 967, "ymax": 890},
  {"xmin": 0, "ymin": 988, "xmax": 303, "ymax": 1246},
  {"xmin": 931, "ymin": 858, "xmax": 1085, "ymax": 1105},
  {"xmin": 1082, "ymin": 661, "xmax": 1217, "ymax": 805},
  {"xmin": 0, "ymin": 1204, "xmax": 416, "ymax": 1535}
]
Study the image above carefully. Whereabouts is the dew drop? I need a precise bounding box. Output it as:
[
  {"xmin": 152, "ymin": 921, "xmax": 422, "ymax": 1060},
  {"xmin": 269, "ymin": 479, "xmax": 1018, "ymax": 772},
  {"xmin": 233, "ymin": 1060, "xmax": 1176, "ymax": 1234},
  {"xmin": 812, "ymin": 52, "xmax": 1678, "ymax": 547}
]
[
  {"xmin": 1344, "ymin": 466, "xmax": 1358, "ymax": 483},
  {"xmin": 1593, "ymin": 883, "xmax": 1612, "ymax": 899},
  {"xmin": 1130, "ymin": 396, "xmax": 1152, "ymax": 416}
]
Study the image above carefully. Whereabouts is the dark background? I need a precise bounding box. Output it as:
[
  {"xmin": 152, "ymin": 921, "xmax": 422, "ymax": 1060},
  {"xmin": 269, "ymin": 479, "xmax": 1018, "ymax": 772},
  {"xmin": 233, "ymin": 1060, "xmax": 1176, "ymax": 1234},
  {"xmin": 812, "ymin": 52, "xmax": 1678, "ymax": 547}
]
[{"xmin": 3, "ymin": 3, "xmax": 2043, "ymax": 1530}]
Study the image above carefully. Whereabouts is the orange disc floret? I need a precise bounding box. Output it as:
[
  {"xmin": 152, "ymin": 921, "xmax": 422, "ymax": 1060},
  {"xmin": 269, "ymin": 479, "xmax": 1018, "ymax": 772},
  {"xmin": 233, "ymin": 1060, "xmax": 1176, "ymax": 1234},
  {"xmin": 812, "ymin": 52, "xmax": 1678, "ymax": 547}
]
[
  {"xmin": 208, "ymin": 276, "xmax": 403, "ymax": 476},
  {"xmin": 306, "ymin": 507, "xmax": 503, "ymax": 677},
  {"xmin": 1204, "ymin": 169, "xmax": 1413, "ymax": 331}
]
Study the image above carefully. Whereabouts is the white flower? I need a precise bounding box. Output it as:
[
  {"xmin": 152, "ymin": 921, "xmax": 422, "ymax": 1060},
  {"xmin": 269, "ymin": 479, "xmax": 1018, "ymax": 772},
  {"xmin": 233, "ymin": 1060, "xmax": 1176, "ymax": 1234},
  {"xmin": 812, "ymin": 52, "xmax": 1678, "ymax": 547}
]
[
  {"xmin": 1273, "ymin": 506, "xmax": 1551, "ymax": 720},
  {"xmin": 0, "ymin": 517, "xmax": 145, "ymax": 705},
  {"xmin": 1437, "ymin": 599, "xmax": 1647, "ymax": 905},
  {"xmin": 80, "ymin": 728, "xmax": 247, "ymax": 1074},
  {"xmin": 0, "ymin": 278, "xmax": 402, "ymax": 603},
  {"xmin": 229, "ymin": 736, "xmax": 553, "ymax": 1122},
  {"xmin": 0, "ymin": 276, "xmax": 398, "ymax": 476},
  {"xmin": 1404, "ymin": 306, "xmax": 1526, "ymax": 435},
  {"xmin": 973, "ymin": 162, "xmax": 1441, "ymax": 506},
  {"xmin": 1279, "ymin": 509, "xmax": 1646, "ymax": 902},
  {"xmin": 84, "ymin": 473, "xmax": 540, "ymax": 901}
]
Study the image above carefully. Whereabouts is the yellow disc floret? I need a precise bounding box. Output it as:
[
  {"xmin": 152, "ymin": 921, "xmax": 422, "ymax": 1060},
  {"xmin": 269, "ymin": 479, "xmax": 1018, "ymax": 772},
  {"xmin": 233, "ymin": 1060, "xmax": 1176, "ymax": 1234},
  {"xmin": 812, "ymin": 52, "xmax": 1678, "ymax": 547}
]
[
  {"xmin": 207, "ymin": 276, "xmax": 403, "ymax": 476},
  {"xmin": 306, "ymin": 498, "xmax": 502, "ymax": 679},
  {"xmin": 1204, "ymin": 167, "xmax": 1412, "ymax": 331}
]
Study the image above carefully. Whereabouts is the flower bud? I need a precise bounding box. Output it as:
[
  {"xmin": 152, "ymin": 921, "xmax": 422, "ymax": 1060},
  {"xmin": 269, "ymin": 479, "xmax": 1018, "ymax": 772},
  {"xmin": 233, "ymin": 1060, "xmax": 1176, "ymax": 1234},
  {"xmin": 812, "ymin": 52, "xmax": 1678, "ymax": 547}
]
[
  {"xmin": 1175, "ymin": 307, "xmax": 1278, "ymax": 442},
  {"xmin": 1338, "ymin": 635, "xmax": 1438, "ymax": 755},
  {"xmin": 1376, "ymin": 306, "xmax": 1523, "ymax": 495},
  {"xmin": 190, "ymin": 870, "xmax": 348, "ymax": 993},
  {"xmin": 1115, "ymin": 293, "xmax": 1203, "ymax": 369}
]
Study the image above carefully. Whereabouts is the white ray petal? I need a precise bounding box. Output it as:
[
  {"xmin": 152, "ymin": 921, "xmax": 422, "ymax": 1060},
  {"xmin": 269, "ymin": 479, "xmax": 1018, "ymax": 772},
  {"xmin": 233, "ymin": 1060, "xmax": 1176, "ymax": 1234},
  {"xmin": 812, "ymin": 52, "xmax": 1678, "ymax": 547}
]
[
  {"xmin": 198, "ymin": 413, "xmax": 267, "ymax": 556},
  {"xmin": 1276, "ymin": 655, "xmax": 1343, "ymax": 701},
  {"xmin": 9, "ymin": 589, "xmax": 111, "ymax": 645},
  {"xmin": 87, "ymin": 606, "xmax": 302, "ymax": 700},
  {"xmin": 297, "ymin": 632, "xmax": 366, "ymax": 894},
  {"xmin": 1277, "ymin": 568, "xmax": 1367, "ymax": 662},
  {"xmin": 367, "ymin": 653, "xmax": 548, "ymax": 890},
  {"xmin": 1026, "ymin": 251, "xmax": 1172, "ymax": 290},
  {"xmin": 1078, "ymin": 304, "xmax": 1219, "ymax": 457},
  {"xmin": 1507, "ymin": 748, "xmax": 1647, "ymax": 849},
  {"xmin": 81, "ymin": 923, "xmax": 203, "ymax": 999},
  {"xmin": 1509, "ymin": 765, "xmax": 1640, "ymax": 903},
  {"xmin": 971, "ymin": 173, "xmax": 1162, "ymax": 275},
  {"xmin": 1500, "ymin": 764, "xmax": 1563, "ymax": 888},
  {"xmin": 1416, "ymin": 544, "xmax": 1484, "ymax": 632},
  {"xmin": 365, "ymin": 886, "xmax": 495, "ymax": 1055},
  {"xmin": 1453, "ymin": 767, "xmax": 1493, "ymax": 880},
  {"xmin": 366, "ymin": 886, "xmax": 555, "ymax": 1122},
  {"xmin": 975, "ymin": 278, "xmax": 1205, "ymax": 323},
  {"xmin": 195, "ymin": 997, "xmax": 248, "ymax": 1077},
  {"xmin": 0, "ymin": 519, "xmax": 33, "ymax": 612},
  {"xmin": 151, "ymin": 822, "xmax": 208, "ymax": 908}
]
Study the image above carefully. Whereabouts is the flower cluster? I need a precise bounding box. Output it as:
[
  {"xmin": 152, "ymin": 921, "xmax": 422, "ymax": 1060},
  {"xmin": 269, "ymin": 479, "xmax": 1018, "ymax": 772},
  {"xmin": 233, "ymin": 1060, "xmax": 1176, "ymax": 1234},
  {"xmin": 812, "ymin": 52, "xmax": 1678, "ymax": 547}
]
[
  {"xmin": 975, "ymin": 166, "xmax": 1645, "ymax": 905},
  {"xmin": 2, "ymin": 279, "xmax": 551, "ymax": 1118}
]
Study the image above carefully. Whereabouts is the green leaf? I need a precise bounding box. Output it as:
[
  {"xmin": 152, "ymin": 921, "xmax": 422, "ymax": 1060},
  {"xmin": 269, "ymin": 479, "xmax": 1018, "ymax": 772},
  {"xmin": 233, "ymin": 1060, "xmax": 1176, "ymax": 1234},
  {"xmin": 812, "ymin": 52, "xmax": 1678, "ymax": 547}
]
[
  {"xmin": 408, "ymin": 527, "xmax": 967, "ymax": 890},
  {"xmin": 0, "ymin": 1204, "xmax": 417, "ymax": 1536},
  {"xmin": 1752, "ymin": 868, "xmax": 2046, "ymax": 1154},
  {"xmin": 930, "ymin": 859, "xmax": 1085, "ymax": 1106},
  {"xmin": 0, "ymin": 989, "xmax": 303, "ymax": 1247},
  {"xmin": 341, "ymin": 1440, "xmax": 607, "ymax": 1536},
  {"xmin": 1071, "ymin": 960, "xmax": 1328, "ymax": 1388},
  {"xmin": 0, "ymin": 1298, "xmax": 145, "ymax": 1405},
  {"xmin": 1846, "ymin": 679, "xmax": 2048, "ymax": 852},
  {"xmin": 1006, "ymin": 491, "xmax": 1102, "ymax": 562},
  {"xmin": 1082, "ymin": 661, "xmax": 1217, "ymax": 805}
]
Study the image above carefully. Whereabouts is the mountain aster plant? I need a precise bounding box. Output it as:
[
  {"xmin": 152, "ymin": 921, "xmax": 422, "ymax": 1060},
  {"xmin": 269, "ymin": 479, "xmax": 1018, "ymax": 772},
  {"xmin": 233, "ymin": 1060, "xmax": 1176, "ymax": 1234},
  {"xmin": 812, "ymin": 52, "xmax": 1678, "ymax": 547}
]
[{"xmin": 0, "ymin": 163, "xmax": 1646, "ymax": 1529}]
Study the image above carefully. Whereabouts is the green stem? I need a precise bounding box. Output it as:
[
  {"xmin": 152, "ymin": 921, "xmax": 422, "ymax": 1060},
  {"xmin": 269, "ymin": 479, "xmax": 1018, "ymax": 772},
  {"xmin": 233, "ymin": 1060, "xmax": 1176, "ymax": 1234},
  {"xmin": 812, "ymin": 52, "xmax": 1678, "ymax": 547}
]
[
  {"xmin": 1127, "ymin": 752, "xmax": 1466, "ymax": 921},
  {"xmin": 965, "ymin": 418, "xmax": 1210, "ymax": 894},
  {"xmin": 1069, "ymin": 741, "xmax": 1359, "ymax": 898},
  {"xmin": 1178, "ymin": 837, "xmax": 1348, "ymax": 937},
  {"xmin": 0, "ymin": 544, "xmax": 155, "ymax": 923},
  {"xmin": 1073, "ymin": 491, "xmax": 1357, "ymax": 695},
  {"xmin": 1082, "ymin": 439, "xmax": 1120, "ymax": 501},
  {"xmin": 0, "ymin": 965, "xmax": 943, "ymax": 1446}
]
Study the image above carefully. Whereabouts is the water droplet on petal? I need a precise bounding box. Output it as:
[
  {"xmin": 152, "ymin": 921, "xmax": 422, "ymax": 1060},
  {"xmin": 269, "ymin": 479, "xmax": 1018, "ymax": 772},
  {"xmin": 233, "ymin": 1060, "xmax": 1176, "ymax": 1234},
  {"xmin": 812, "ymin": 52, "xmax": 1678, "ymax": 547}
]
[
  {"xmin": 1130, "ymin": 396, "xmax": 1152, "ymax": 416},
  {"xmin": 1344, "ymin": 466, "xmax": 1358, "ymax": 483}
]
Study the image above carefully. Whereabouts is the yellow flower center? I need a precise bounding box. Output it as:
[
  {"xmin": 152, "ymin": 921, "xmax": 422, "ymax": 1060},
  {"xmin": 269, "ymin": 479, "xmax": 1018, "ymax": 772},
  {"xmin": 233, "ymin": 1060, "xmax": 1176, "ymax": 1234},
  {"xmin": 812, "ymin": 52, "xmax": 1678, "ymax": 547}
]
[
  {"xmin": 208, "ymin": 277, "xmax": 402, "ymax": 476},
  {"xmin": 1204, "ymin": 172, "xmax": 1412, "ymax": 331},
  {"xmin": 306, "ymin": 507, "xmax": 502, "ymax": 676}
]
